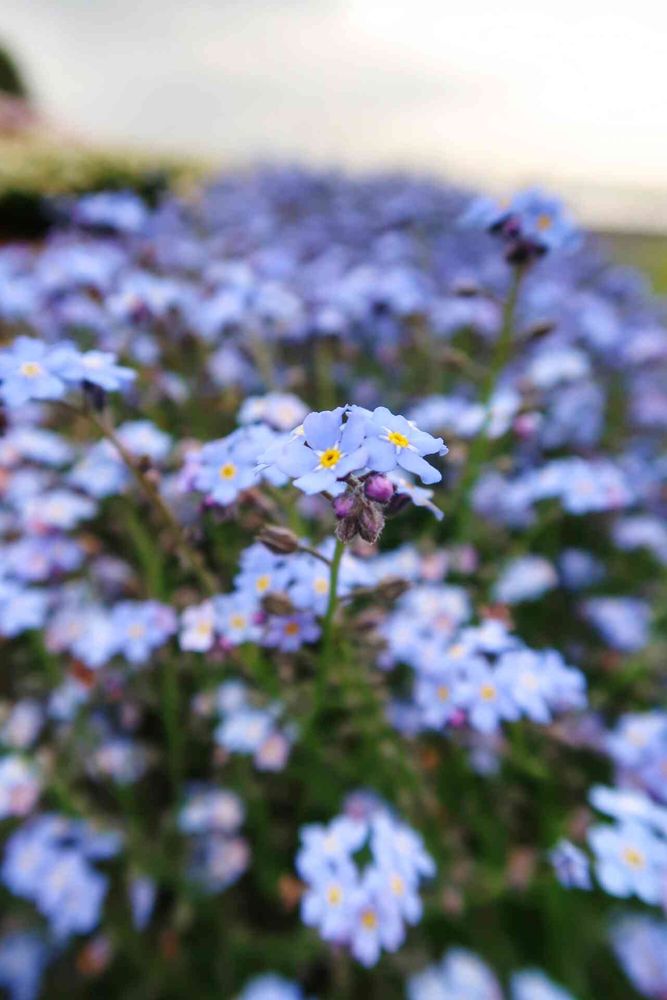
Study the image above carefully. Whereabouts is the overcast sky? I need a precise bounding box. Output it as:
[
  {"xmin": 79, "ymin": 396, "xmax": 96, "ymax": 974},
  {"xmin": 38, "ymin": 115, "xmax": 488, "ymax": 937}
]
[{"xmin": 4, "ymin": 0, "xmax": 667, "ymax": 227}]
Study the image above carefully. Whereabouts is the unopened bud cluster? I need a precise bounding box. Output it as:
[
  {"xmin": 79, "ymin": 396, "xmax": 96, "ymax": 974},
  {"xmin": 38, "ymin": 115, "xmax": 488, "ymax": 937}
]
[{"xmin": 332, "ymin": 474, "xmax": 396, "ymax": 544}]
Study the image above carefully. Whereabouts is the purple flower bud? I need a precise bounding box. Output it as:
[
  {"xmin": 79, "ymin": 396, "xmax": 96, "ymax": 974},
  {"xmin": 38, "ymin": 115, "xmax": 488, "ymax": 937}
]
[
  {"xmin": 364, "ymin": 474, "xmax": 395, "ymax": 504},
  {"xmin": 335, "ymin": 516, "xmax": 360, "ymax": 543},
  {"xmin": 332, "ymin": 493, "xmax": 358, "ymax": 520},
  {"xmin": 358, "ymin": 502, "xmax": 385, "ymax": 544}
]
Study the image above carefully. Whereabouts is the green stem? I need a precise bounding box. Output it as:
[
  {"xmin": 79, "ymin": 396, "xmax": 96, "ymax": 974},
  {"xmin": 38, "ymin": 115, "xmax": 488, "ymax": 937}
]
[
  {"xmin": 247, "ymin": 331, "xmax": 276, "ymax": 390},
  {"xmin": 161, "ymin": 658, "xmax": 183, "ymax": 798},
  {"xmin": 87, "ymin": 409, "xmax": 218, "ymax": 596},
  {"xmin": 316, "ymin": 537, "xmax": 345, "ymax": 712},
  {"xmin": 450, "ymin": 265, "xmax": 525, "ymax": 534},
  {"xmin": 313, "ymin": 338, "xmax": 337, "ymax": 410}
]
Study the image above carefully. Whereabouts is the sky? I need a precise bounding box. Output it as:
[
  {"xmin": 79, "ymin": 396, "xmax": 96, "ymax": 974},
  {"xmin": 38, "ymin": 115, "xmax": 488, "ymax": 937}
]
[{"xmin": 3, "ymin": 0, "xmax": 667, "ymax": 229}]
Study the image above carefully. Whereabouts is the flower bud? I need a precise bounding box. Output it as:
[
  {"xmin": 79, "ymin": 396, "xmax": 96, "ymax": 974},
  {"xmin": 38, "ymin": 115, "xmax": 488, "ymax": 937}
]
[
  {"xmin": 363, "ymin": 474, "xmax": 395, "ymax": 504},
  {"xmin": 257, "ymin": 525, "xmax": 299, "ymax": 555},
  {"xmin": 335, "ymin": 515, "xmax": 360, "ymax": 543},
  {"xmin": 332, "ymin": 492, "xmax": 358, "ymax": 520},
  {"xmin": 262, "ymin": 591, "xmax": 295, "ymax": 616},
  {"xmin": 376, "ymin": 576, "xmax": 410, "ymax": 603},
  {"xmin": 357, "ymin": 502, "xmax": 385, "ymax": 544}
]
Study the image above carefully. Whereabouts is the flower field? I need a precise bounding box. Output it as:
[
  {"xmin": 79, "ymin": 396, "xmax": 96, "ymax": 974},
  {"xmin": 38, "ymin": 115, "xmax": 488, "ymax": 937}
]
[{"xmin": 0, "ymin": 169, "xmax": 666, "ymax": 999}]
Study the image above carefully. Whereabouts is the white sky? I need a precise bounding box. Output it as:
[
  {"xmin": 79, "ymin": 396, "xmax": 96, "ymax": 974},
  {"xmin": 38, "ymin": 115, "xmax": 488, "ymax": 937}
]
[{"xmin": 3, "ymin": 0, "xmax": 667, "ymax": 227}]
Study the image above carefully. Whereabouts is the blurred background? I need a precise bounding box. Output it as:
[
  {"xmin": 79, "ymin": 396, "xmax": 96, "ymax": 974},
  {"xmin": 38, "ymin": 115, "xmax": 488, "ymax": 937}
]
[{"xmin": 2, "ymin": 0, "xmax": 667, "ymax": 233}]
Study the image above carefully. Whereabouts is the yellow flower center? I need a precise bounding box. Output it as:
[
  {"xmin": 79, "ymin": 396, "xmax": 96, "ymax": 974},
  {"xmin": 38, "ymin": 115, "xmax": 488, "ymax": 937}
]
[
  {"xmin": 622, "ymin": 846, "xmax": 645, "ymax": 869},
  {"xmin": 361, "ymin": 909, "xmax": 378, "ymax": 929},
  {"xmin": 314, "ymin": 577, "xmax": 328, "ymax": 595},
  {"xmin": 319, "ymin": 447, "xmax": 342, "ymax": 469},
  {"xmin": 480, "ymin": 683, "xmax": 497, "ymax": 701},
  {"xmin": 284, "ymin": 621, "xmax": 300, "ymax": 636},
  {"xmin": 255, "ymin": 575, "xmax": 271, "ymax": 593},
  {"xmin": 229, "ymin": 614, "xmax": 246, "ymax": 630},
  {"xmin": 536, "ymin": 213, "xmax": 552, "ymax": 231},
  {"xmin": 327, "ymin": 885, "xmax": 343, "ymax": 906},
  {"xmin": 390, "ymin": 874, "xmax": 405, "ymax": 896},
  {"xmin": 387, "ymin": 430, "xmax": 409, "ymax": 449},
  {"xmin": 196, "ymin": 620, "xmax": 212, "ymax": 636},
  {"xmin": 127, "ymin": 623, "xmax": 146, "ymax": 639},
  {"xmin": 20, "ymin": 361, "xmax": 43, "ymax": 378},
  {"xmin": 437, "ymin": 685, "xmax": 450, "ymax": 702},
  {"xmin": 219, "ymin": 463, "xmax": 237, "ymax": 480}
]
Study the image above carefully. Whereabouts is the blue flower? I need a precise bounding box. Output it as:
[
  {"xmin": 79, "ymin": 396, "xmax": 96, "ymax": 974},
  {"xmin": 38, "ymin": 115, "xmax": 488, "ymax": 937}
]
[
  {"xmin": 180, "ymin": 599, "xmax": 217, "ymax": 652},
  {"xmin": 492, "ymin": 556, "xmax": 557, "ymax": 605},
  {"xmin": 35, "ymin": 850, "xmax": 108, "ymax": 939},
  {"xmin": 549, "ymin": 839, "xmax": 592, "ymax": 890},
  {"xmin": 194, "ymin": 425, "xmax": 285, "ymax": 505},
  {"xmin": 109, "ymin": 600, "xmax": 177, "ymax": 665},
  {"xmin": 0, "ymin": 756, "xmax": 41, "ymax": 820},
  {"xmin": 128, "ymin": 875, "xmax": 156, "ymax": 932},
  {"xmin": 610, "ymin": 915, "xmax": 667, "ymax": 1000},
  {"xmin": 0, "ymin": 931, "xmax": 49, "ymax": 1000},
  {"xmin": 511, "ymin": 969, "xmax": 576, "ymax": 1000},
  {"xmin": 2, "ymin": 814, "xmax": 120, "ymax": 940},
  {"xmin": 583, "ymin": 597, "xmax": 651, "ymax": 652},
  {"xmin": 407, "ymin": 947, "xmax": 502, "ymax": 1000},
  {"xmin": 71, "ymin": 190, "xmax": 149, "ymax": 233},
  {"xmin": 51, "ymin": 345, "xmax": 136, "ymax": 392},
  {"xmin": 509, "ymin": 189, "xmax": 579, "ymax": 251},
  {"xmin": 214, "ymin": 593, "xmax": 262, "ymax": 646},
  {"xmin": 458, "ymin": 662, "xmax": 520, "ymax": 733},
  {"xmin": 262, "ymin": 611, "xmax": 320, "ymax": 653},
  {"xmin": 0, "ymin": 581, "xmax": 48, "ymax": 638},
  {"xmin": 347, "ymin": 871, "xmax": 405, "ymax": 967},
  {"xmin": 588, "ymin": 819, "xmax": 667, "ymax": 904},
  {"xmin": 179, "ymin": 786, "xmax": 245, "ymax": 836},
  {"xmin": 301, "ymin": 862, "xmax": 359, "ymax": 942},
  {"xmin": 361, "ymin": 406, "xmax": 446, "ymax": 485},
  {"xmin": 0, "ymin": 337, "xmax": 67, "ymax": 407},
  {"xmin": 461, "ymin": 188, "xmax": 579, "ymax": 255},
  {"xmin": 238, "ymin": 974, "xmax": 307, "ymax": 1000},
  {"xmin": 272, "ymin": 407, "xmax": 369, "ymax": 495},
  {"xmin": 238, "ymin": 392, "xmax": 308, "ymax": 431},
  {"xmin": 296, "ymin": 800, "xmax": 433, "ymax": 967}
]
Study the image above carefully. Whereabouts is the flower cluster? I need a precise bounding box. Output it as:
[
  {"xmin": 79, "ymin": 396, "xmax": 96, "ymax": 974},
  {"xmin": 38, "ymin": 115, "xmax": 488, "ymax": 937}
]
[
  {"xmin": 296, "ymin": 797, "xmax": 434, "ymax": 967},
  {"xmin": 610, "ymin": 915, "xmax": 667, "ymax": 999},
  {"xmin": 260, "ymin": 405, "xmax": 446, "ymax": 496},
  {"xmin": 178, "ymin": 785, "xmax": 249, "ymax": 892},
  {"xmin": 407, "ymin": 947, "xmax": 575, "ymax": 1000},
  {"xmin": 463, "ymin": 187, "xmax": 580, "ymax": 263},
  {"xmin": 382, "ymin": 589, "xmax": 586, "ymax": 735},
  {"xmin": 0, "ymin": 336, "xmax": 135, "ymax": 407},
  {"xmin": 211, "ymin": 681, "xmax": 294, "ymax": 772},
  {"xmin": 0, "ymin": 164, "xmax": 664, "ymax": 996},
  {"xmin": 1, "ymin": 815, "xmax": 121, "ymax": 939}
]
